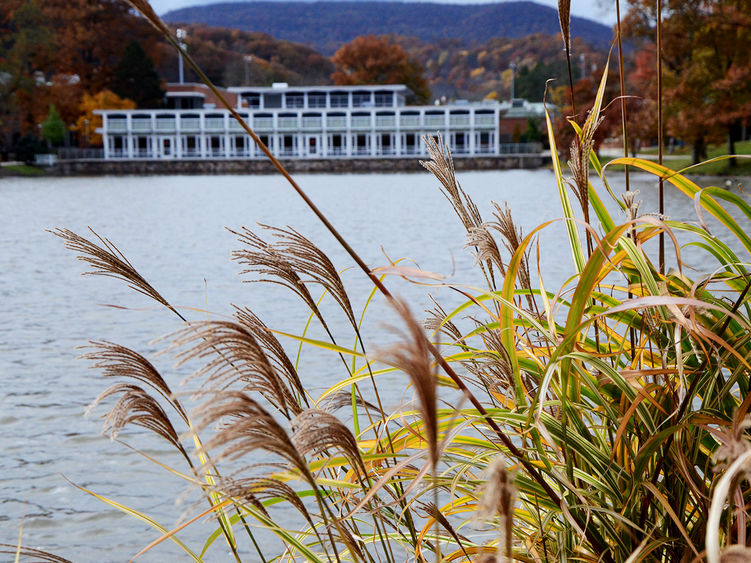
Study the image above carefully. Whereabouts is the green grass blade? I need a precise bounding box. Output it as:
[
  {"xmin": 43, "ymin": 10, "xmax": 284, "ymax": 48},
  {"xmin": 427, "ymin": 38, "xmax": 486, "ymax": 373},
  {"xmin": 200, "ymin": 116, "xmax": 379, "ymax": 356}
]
[
  {"xmin": 545, "ymin": 105, "xmax": 586, "ymax": 274},
  {"xmin": 606, "ymin": 158, "xmax": 751, "ymax": 254},
  {"xmin": 67, "ymin": 480, "xmax": 202, "ymax": 561}
]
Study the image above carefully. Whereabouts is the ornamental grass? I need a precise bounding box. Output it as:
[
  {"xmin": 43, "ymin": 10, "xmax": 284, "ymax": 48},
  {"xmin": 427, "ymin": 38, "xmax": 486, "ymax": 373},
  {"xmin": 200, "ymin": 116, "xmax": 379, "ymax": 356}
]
[{"xmin": 15, "ymin": 0, "xmax": 751, "ymax": 561}]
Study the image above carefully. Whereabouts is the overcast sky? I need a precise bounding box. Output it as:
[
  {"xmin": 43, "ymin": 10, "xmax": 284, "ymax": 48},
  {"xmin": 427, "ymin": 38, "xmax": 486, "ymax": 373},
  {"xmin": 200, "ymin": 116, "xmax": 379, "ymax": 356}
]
[{"xmin": 151, "ymin": 0, "xmax": 618, "ymax": 25}]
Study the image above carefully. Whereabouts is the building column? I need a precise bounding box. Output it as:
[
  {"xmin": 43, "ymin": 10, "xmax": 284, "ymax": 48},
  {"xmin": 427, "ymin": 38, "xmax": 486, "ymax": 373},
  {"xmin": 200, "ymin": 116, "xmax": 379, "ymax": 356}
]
[
  {"xmin": 469, "ymin": 111, "xmax": 476, "ymax": 155},
  {"xmin": 200, "ymin": 112, "xmax": 207, "ymax": 158},
  {"xmin": 395, "ymin": 111, "xmax": 402, "ymax": 156},
  {"xmin": 175, "ymin": 113, "xmax": 182, "ymax": 158},
  {"xmin": 101, "ymin": 116, "xmax": 110, "ymax": 160},
  {"xmin": 150, "ymin": 112, "xmax": 156, "ymax": 159},
  {"xmin": 126, "ymin": 113, "xmax": 134, "ymax": 159},
  {"xmin": 494, "ymin": 108, "xmax": 500, "ymax": 155},
  {"xmin": 369, "ymin": 111, "xmax": 376, "ymax": 157},
  {"xmin": 321, "ymin": 114, "xmax": 328, "ymax": 157},
  {"xmin": 224, "ymin": 112, "xmax": 231, "ymax": 158},
  {"xmin": 346, "ymin": 112, "xmax": 352, "ymax": 157}
]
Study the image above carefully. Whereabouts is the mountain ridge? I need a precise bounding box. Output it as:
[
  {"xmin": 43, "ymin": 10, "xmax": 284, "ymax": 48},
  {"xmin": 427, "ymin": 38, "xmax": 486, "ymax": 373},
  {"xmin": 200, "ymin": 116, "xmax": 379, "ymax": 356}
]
[{"xmin": 164, "ymin": 1, "xmax": 613, "ymax": 55}]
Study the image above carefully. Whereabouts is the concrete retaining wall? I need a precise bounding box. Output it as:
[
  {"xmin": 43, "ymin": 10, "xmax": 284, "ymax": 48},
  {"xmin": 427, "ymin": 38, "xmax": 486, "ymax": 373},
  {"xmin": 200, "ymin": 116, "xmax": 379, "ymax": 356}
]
[{"xmin": 49, "ymin": 155, "xmax": 546, "ymax": 176}]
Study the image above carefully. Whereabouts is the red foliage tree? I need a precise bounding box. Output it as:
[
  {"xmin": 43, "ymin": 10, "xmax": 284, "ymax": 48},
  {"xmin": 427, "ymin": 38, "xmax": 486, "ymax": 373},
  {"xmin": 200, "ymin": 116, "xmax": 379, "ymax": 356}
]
[{"xmin": 331, "ymin": 35, "xmax": 431, "ymax": 104}]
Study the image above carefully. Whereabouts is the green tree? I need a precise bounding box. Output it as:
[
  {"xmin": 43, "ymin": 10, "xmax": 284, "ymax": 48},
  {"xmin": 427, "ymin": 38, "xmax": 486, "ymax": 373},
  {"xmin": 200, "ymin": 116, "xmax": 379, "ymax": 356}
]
[
  {"xmin": 110, "ymin": 40, "xmax": 164, "ymax": 108},
  {"xmin": 522, "ymin": 117, "xmax": 544, "ymax": 144},
  {"xmin": 13, "ymin": 132, "xmax": 43, "ymax": 163},
  {"xmin": 40, "ymin": 103, "xmax": 65, "ymax": 147}
]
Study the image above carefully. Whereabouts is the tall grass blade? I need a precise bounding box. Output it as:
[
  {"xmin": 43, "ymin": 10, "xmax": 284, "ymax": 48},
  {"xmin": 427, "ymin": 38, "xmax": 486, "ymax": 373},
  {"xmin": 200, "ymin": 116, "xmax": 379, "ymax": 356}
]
[
  {"xmin": 545, "ymin": 107, "xmax": 586, "ymax": 273},
  {"xmin": 66, "ymin": 480, "xmax": 203, "ymax": 561}
]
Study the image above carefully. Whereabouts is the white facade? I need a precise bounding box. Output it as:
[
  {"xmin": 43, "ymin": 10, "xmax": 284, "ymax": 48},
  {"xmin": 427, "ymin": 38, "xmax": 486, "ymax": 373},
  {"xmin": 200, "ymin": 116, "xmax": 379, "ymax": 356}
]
[{"xmin": 96, "ymin": 84, "xmax": 541, "ymax": 160}]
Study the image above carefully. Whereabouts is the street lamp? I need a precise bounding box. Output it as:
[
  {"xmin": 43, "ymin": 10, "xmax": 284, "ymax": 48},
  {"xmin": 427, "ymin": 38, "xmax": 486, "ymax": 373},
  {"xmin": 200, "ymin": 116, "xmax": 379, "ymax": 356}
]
[
  {"xmin": 176, "ymin": 28, "xmax": 187, "ymax": 84},
  {"xmin": 244, "ymin": 55, "xmax": 253, "ymax": 86},
  {"xmin": 509, "ymin": 62, "xmax": 517, "ymax": 101}
]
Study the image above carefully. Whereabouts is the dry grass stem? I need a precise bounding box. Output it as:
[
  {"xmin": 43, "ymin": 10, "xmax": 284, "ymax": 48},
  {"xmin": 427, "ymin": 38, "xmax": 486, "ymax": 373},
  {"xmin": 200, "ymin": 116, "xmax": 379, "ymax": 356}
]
[
  {"xmin": 83, "ymin": 341, "xmax": 188, "ymax": 422},
  {"xmin": 381, "ymin": 299, "xmax": 438, "ymax": 467},
  {"xmin": 0, "ymin": 544, "xmax": 72, "ymax": 563},
  {"xmin": 51, "ymin": 228, "xmax": 176, "ymax": 315},
  {"xmin": 173, "ymin": 319, "xmax": 303, "ymax": 418},
  {"xmin": 262, "ymin": 225, "xmax": 358, "ymax": 330}
]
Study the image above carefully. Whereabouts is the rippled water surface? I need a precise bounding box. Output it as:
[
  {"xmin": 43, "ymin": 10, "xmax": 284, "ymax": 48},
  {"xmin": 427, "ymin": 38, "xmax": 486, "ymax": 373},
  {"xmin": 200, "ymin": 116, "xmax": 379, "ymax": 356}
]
[{"xmin": 1, "ymin": 170, "xmax": 748, "ymax": 560}]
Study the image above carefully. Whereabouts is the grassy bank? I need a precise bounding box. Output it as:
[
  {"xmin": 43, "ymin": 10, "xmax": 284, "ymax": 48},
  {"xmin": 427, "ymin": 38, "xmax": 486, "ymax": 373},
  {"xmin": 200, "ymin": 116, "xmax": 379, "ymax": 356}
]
[
  {"xmin": 0, "ymin": 164, "xmax": 48, "ymax": 177},
  {"xmin": 602, "ymin": 139, "xmax": 751, "ymax": 176}
]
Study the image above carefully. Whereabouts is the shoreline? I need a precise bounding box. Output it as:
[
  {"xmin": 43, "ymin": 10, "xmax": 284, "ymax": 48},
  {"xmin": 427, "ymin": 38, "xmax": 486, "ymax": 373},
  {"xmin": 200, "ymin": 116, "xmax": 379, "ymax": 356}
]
[{"xmin": 1, "ymin": 155, "xmax": 547, "ymax": 177}]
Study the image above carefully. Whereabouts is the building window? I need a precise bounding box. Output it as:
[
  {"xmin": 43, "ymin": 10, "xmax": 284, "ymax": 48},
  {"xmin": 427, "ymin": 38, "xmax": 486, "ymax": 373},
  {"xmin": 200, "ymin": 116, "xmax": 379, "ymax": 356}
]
[
  {"xmin": 452, "ymin": 132, "xmax": 468, "ymax": 153},
  {"xmin": 352, "ymin": 91, "xmax": 372, "ymax": 107},
  {"xmin": 209, "ymin": 136, "xmax": 223, "ymax": 156},
  {"xmin": 281, "ymin": 135, "xmax": 297, "ymax": 156},
  {"xmin": 109, "ymin": 136, "xmax": 126, "ymax": 157},
  {"xmin": 243, "ymin": 94, "xmax": 261, "ymax": 109},
  {"xmin": 285, "ymin": 93, "xmax": 304, "ymax": 108},
  {"xmin": 379, "ymin": 133, "xmax": 394, "ymax": 155},
  {"xmin": 256, "ymin": 134, "xmax": 272, "ymax": 155},
  {"xmin": 264, "ymin": 93, "xmax": 282, "ymax": 108},
  {"xmin": 476, "ymin": 131, "xmax": 493, "ymax": 153},
  {"xmin": 330, "ymin": 92, "xmax": 349, "ymax": 108},
  {"xmin": 308, "ymin": 92, "xmax": 326, "ymax": 108},
  {"xmin": 328, "ymin": 134, "xmax": 345, "ymax": 155},
  {"xmin": 402, "ymin": 132, "xmax": 419, "ymax": 154},
  {"xmin": 136, "ymin": 136, "xmax": 149, "ymax": 157},
  {"xmin": 233, "ymin": 135, "xmax": 246, "ymax": 156},
  {"xmin": 353, "ymin": 133, "xmax": 370, "ymax": 155},
  {"xmin": 375, "ymin": 91, "xmax": 393, "ymax": 107},
  {"xmin": 307, "ymin": 136, "xmax": 318, "ymax": 155},
  {"xmin": 183, "ymin": 135, "xmax": 199, "ymax": 156}
]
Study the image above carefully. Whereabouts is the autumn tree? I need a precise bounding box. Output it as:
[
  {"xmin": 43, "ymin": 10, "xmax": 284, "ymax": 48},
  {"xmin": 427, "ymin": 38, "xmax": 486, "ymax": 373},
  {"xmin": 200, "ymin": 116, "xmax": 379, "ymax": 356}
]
[
  {"xmin": 39, "ymin": 0, "xmax": 163, "ymax": 94},
  {"xmin": 554, "ymin": 64, "xmax": 622, "ymax": 158},
  {"xmin": 73, "ymin": 90, "xmax": 134, "ymax": 147},
  {"xmin": 625, "ymin": 0, "xmax": 751, "ymax": 163},
  {"xmin": 0, "ymin": 0, "xmax": 55, "ymax": 145},
  {"xmin": 331, "ymin": 35, "xmax": 431, "ymax": 104}
]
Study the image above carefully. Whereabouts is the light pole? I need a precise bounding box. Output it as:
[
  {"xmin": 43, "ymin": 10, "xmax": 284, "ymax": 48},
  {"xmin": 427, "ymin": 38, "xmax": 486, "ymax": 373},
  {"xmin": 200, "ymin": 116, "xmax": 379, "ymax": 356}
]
[
  {"xmin": 176, "ymin": 28, "xmax": 187, "ymax": 84},
  {"xmin": 244, "ymin": 55, "xmax": 253, "ymax": 86},
  {"xmin": 509, "ymin": 62, "xmax": 517, "ymax": 101}
]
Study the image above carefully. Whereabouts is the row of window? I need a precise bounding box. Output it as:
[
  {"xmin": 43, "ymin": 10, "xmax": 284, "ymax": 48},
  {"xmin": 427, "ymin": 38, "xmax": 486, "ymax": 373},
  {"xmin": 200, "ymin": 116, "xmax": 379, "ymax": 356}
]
[
  {"xmin": 240, "ymin": 90, "xmax": 398, "ymax": 109},
  {"xmin": 105, "ymin": 111, "xmax": 496, "ymax": 133},
  {"xmin": 107, "ymin": 132, "xmax": 497, "ymax": 158}
]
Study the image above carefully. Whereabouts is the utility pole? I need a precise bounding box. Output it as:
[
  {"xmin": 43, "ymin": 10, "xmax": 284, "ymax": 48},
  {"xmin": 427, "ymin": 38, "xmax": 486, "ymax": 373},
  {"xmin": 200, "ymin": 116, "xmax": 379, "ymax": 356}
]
[
  {"xmin": 509, "ymin": 62, "xmax": 517, "ymax": 101},
  {"xmin": 176, "ymin": 28, "xmax": 186, "ymax": 84},
  {"xmin": 244, "ymin": 55, "xmax": 253, "ymax": 86}
]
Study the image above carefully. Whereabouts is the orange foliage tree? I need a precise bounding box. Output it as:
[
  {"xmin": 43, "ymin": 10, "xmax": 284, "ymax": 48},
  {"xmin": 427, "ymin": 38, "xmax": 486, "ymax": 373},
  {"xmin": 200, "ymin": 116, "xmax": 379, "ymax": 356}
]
[
  {"xmin": 73, "ymin": 90, "xmax": 134, "ymax": 147},
  {"xmin": 331, "ymin": 35, "xmax": 431, "ymax": 104}
]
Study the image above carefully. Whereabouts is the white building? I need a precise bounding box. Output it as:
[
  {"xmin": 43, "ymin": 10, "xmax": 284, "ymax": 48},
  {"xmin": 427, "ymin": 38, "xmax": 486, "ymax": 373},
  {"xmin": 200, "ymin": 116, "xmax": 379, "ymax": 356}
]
[{"xmin": 96, "ymin": 83, "xmax": 542, "ymax": 160}]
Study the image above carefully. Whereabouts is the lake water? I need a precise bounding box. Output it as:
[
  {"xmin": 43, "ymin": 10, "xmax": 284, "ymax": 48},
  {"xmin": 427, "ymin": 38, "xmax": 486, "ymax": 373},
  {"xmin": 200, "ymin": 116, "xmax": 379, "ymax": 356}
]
[{"xmin": 1, "ymin": 168, "xmax": 749, "ymax": 560}]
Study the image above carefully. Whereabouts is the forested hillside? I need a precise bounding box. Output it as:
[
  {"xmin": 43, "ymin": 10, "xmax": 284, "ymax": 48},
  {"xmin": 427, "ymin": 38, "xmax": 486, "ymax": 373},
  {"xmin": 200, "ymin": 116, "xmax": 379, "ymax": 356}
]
[{"xmin": 164, "ymin": 1, "xmax": 613, "ymax": 54}]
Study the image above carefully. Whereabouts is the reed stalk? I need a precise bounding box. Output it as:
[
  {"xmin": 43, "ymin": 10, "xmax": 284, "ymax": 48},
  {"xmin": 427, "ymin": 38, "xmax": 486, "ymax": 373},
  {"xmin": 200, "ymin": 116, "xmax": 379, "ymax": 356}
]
[{"xmin": 46, "ymin": 1, "xmax": 751, "ymax": 561}]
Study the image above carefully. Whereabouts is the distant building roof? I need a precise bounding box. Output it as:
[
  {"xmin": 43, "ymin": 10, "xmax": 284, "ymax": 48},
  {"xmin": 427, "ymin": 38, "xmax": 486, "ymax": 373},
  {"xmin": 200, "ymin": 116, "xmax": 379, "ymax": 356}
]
[
  {"xmin": 165, "ymin": 82, "xmax": 238, "ymax": 108},
  {"xmin": 499, "ymin": 98, "xmax": 551, "ymax": 118},
  {"xmin": 227, "ymin": 84, "xmax": 411, "ymax": 94}
]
